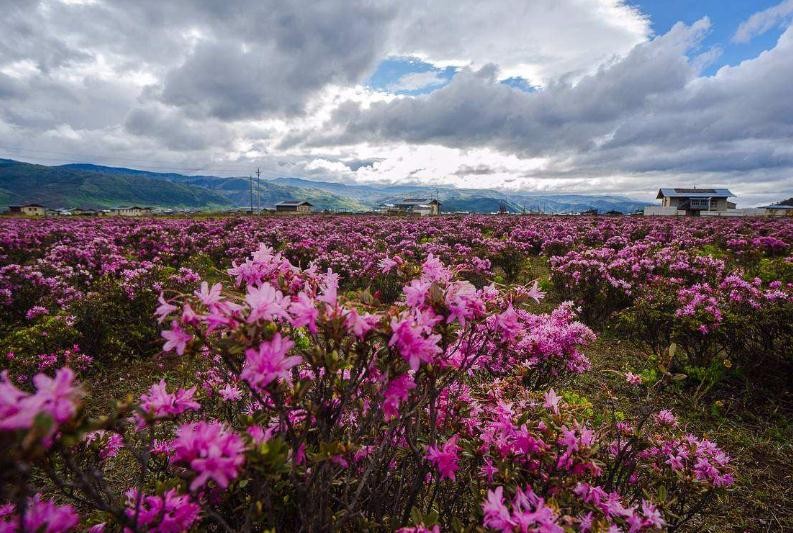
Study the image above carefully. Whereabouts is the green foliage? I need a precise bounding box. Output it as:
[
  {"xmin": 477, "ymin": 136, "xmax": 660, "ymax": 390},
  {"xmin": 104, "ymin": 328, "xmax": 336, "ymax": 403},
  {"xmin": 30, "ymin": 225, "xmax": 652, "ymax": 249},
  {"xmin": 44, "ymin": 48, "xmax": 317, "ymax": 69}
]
[{"xmin": 71, "ymin": 276, "xmax": 161, "ymax": 363}]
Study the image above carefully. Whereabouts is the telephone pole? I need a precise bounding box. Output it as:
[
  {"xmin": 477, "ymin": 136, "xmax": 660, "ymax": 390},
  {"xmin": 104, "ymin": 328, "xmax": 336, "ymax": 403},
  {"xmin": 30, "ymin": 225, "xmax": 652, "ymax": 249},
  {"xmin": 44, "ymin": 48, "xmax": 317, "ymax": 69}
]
[{"xmin": 256, "ymin": 168, "xmax": 261, "ymax": 213}]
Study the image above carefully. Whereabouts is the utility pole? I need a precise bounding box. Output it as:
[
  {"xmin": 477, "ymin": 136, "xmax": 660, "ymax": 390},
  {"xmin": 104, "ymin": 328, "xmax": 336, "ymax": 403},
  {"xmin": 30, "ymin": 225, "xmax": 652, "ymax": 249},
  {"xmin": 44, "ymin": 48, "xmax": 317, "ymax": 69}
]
[
  {"xmin": 249, "ymin": 174, "xmax": 253, "ymax": 214},
  {"xmin": 256, "ymin": 168, "xmax": 261, "ymax": 213}
]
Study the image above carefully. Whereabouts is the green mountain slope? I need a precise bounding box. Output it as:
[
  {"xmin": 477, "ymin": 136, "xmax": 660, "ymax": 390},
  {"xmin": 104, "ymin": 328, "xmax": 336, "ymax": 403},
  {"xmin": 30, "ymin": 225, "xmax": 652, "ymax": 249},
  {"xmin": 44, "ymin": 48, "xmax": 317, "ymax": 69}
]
[
  {"xmin": 59, "ymin": 163, "xmax": 368, "ymax": 211},
  {"xmin": 0, "ymin": 159, "xmax": 231, "ymax": 209}
]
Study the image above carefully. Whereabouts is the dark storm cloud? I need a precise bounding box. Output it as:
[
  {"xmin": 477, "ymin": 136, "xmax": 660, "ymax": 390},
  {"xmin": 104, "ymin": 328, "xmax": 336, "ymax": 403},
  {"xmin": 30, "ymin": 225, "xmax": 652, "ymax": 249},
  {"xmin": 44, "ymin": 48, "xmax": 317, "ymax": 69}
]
[{"xmin": 158, "ymin": 1, "xmax": 395, "ymax": 119}]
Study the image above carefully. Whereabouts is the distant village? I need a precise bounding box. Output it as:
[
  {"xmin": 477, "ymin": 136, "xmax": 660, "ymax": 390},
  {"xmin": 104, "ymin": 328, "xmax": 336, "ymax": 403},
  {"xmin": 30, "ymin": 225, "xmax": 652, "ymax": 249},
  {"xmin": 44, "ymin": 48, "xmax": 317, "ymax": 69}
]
[{"xmin": 5, "ymin": 189, "xmax": 793, "ymax": 217}]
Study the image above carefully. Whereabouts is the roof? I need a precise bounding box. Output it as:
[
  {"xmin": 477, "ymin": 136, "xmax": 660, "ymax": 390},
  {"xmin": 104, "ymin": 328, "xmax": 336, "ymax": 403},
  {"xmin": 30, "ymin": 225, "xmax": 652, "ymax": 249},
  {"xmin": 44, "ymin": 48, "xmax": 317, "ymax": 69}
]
[
  {"xmin": 396, "ymin": 198, "xmax": 441, "ymax": 206},
  {"xmin": 762, "ymin": 204, "xmax": 793, "ymax": 210},
  {"xmin": 13, "ymin": 203, "xmax": 46, "ymax": 208},
  {"xmin": 276, "ymin": 201, "xmax": 313, "ymax": 206},
  {"xmin": 656, "ymin": 188, "xmax": 734, "ymax": 199}
]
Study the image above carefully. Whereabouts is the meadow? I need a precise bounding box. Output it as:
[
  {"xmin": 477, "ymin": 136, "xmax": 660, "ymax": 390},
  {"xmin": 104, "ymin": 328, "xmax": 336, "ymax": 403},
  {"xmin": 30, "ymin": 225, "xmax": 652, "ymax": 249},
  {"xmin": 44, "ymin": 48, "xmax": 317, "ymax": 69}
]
[{"xmin": 1, "ymin": 214, "xmax": 791, "ymax": 532}]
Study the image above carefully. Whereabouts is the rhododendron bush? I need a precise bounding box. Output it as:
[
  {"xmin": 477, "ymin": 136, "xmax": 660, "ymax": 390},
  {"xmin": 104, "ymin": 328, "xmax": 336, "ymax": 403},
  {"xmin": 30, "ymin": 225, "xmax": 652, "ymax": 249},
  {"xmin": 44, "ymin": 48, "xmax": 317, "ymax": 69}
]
[
  {"xmin": 1, "ymin": 214, "xmax": 791, "ymax": 530},
  {"xmin": 2, "ymin": 241, "xmax": 736, "ymax": 532}
]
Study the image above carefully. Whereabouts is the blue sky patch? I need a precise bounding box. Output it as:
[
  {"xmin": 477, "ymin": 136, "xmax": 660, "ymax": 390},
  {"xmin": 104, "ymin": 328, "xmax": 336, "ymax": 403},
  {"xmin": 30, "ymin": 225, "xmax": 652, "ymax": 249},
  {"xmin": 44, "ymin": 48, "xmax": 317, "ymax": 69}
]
[
  {"xmin": 367, "ymin": 57, "xmax": 458, "ymax": 95},
  {"xmin": 630, "ymin": 0, "xmax": 788, "ymax": 75}
]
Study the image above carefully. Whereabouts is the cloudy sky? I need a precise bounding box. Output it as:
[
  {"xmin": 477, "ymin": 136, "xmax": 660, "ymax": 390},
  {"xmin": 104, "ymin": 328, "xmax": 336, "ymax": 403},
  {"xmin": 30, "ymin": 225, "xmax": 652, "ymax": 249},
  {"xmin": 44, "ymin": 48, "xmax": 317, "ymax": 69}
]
[{"xmin": 2, "ymin": 0, "xmax": 793, "ymax": 205}]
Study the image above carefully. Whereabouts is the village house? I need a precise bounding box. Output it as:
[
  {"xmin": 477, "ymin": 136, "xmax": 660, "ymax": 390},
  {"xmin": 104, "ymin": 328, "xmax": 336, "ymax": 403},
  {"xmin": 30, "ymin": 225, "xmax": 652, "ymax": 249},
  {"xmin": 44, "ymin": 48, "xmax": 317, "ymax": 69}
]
[
  {"xmin": 109, "ymin": 206, "xmax": 153, "ymax": 217},
  {"xmin": 7, "ymin": 203, "xmax": 46, "ymax": 216},
  {"xmin": 275, "ymin": 200, "xmax": 313, "ymax": 214},
  {"xmin": 645, "ymin": 188, "xmax": 735, "ymax": 216},
  {"xmin": 71, "ymin": 207, "xmax": 100, "ymax": 216},
  {"xmin": 384, "ymin": 198, "xmax": 442, "ymax": 216}
]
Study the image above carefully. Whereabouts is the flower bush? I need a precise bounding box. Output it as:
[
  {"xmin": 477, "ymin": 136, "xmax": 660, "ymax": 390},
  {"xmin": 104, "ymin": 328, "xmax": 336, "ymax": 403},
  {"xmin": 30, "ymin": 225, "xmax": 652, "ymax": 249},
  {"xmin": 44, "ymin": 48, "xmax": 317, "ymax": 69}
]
[{"xmin": 0, "ymin": 240, "xmax": 739, "ymax": 531}]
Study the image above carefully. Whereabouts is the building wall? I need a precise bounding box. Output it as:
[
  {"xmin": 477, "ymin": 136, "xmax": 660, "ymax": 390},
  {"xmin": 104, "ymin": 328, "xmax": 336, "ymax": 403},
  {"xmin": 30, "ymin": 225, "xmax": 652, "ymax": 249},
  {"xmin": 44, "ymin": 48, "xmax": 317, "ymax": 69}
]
[
  {"xmin": 644, "ymin": 206, "xmax": 685, "ymax": 216},
  {"xmin": 21, "ymin": 206, "xmax": 45, "ymax": 216}
]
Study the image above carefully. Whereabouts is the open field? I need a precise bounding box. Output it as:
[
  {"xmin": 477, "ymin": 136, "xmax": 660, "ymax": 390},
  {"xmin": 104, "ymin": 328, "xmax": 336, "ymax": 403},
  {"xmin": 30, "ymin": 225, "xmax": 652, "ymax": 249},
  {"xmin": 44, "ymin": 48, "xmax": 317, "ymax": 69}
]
[{"xmin": 2, "ymin": 214, "xmax": 792, "ymax": 531}]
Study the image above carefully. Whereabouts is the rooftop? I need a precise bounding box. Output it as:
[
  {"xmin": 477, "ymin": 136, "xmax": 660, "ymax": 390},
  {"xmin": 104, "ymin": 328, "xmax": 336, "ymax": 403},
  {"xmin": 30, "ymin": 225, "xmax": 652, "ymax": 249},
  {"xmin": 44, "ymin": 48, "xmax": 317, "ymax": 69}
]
[
  {"xmin": 656, "ymin": 187, "xmax": 734, "ymax": 199},
  {"xmin": 276, "ymin": 200, "xmax": 313, "ymax": 206}
]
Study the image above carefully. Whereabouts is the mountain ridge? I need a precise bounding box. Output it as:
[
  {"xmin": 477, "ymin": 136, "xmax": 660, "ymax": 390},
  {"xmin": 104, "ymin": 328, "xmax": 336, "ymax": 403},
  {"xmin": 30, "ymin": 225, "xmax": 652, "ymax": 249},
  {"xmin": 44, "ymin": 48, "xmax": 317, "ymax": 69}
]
[{"xmin": 2, "ymin": 159, "xmax": 651, "ymax": 213}]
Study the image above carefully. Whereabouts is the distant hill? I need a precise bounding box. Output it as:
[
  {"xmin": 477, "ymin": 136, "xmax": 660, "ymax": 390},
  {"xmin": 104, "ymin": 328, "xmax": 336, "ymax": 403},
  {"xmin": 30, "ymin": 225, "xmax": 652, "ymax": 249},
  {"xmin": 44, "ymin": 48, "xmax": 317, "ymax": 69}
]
[
  {"xmin": 2, "ymin": 159, "xmax": 650, "ymax": 213},
  {"xmin": 59, "ymin": 163, "xmax": 368, "ymax": 212},
  {"xmin": 0, "ymin": 159, "xmax": 230, "ymax": 209},
  {"xmin": 271, "ymin": 177, "xmax": 649, "ymax": 214},
  {"xmin": 777, "ymin": 197, "xmax": 793, "ymax": 207}
]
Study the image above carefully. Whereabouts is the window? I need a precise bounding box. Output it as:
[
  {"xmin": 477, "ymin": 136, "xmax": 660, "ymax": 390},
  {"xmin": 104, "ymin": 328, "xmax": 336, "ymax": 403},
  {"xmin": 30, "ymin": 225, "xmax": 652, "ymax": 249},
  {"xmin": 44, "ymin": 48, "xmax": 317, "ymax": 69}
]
[{"xmin": 689, "ymin": 198, "xmax": 710, "ymax": 209}]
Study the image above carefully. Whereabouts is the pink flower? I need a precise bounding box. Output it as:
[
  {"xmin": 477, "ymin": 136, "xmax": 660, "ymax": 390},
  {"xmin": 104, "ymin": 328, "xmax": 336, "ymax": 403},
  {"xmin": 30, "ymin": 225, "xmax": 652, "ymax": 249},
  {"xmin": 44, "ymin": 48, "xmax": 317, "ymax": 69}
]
[
  {"xmin": 389, "ymin": 317, "xmax": 441, "ymax": 371},
  {"xmin": 247, "ymin": 424, "xmax": 275, "ymax": 444},
  {"xmin": 425, "ymin": 435, "xmax": 460, "ymax": 480},
  {"xmin": 526, "ymin": 280, "xmax": 546, "ymax": 303},
  {"xmin": 1, "ymin": 368, "xmax": 83, "ymax": 435},
  {"xmin": 655, "ymin": 409, "xmax": 677, "ymax": 427},
  {"xmin": 1, "ymin": 494, "xmax": 79, "ymax": 533},
  {"xmin": 382, "ymin": 374, "xmax": 416, "ymax": 420},
  {"xmin": 345, "ymin": 309, "xmax": 380, "ymax": 339},
  {"xmin": 195, "ymin": 281, "xmax": 223, "ymax": 308},
  {"xmin": 161, "ymin": 321, "xmax": 192, "ymax": 355},
  {"xmin": 124, "ymin": 488, "xmax": 200, "ymax": 532},
  {"xmin": 172, "ymin": 421, "xmax": 246, "ymax": 491},
  {"xmin": 138, "ymin": 380, "xmax": 200, "ymax": 425},
  {"xmin": 482, "ymin": 486, "xmax": 513, "ymax": 531},
  {"xmin": 379, "ymin": 256, "xmax": 401, "ymax": 273},
  {"xmin": 155, "ymin": 294, "xmax": 178, "ymax": 323},
  {"xmin": 25, "ymin": 306, "xmax": 49, "ymax": 320},
  {"xmin": 543, "ymin": 389, "xmax": 561, "ymax": 415},
  {"xmin": 245, "ymin": 283, "xmax": 289, "ymax": 323},
  {"xmin": 625, "ymin": 372, "xmax": 642, "ymax": 386},
  {"xmin": 241, "ymin": 334, "xmax": 301, "ymax": 391},
  {"xmin": 289, "ymin": 292, "xmax": 319, "ymax": 334},
  {"xmin": 218, "ymin": 384, "xmax": 243, "ymax": 401},
  {"xmin": 318, "ymin": 269, "xmax": 339, "ymax": 307}
]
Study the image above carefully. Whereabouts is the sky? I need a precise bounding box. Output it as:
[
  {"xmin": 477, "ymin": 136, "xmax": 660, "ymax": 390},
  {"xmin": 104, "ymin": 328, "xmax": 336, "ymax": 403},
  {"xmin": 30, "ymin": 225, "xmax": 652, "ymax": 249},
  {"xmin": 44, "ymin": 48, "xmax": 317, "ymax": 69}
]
[{"xmin": 1, "ymin": 1, "xmax": 793, "ymax": 206}]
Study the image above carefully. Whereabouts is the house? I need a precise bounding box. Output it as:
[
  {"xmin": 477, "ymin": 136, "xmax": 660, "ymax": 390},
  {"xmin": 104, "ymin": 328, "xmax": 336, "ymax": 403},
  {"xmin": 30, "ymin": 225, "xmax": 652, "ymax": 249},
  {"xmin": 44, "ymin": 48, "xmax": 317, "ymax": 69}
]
[
  {"xmin": 71, "ymin": 207, "xmax": 100, "ymax": 216},
  {"xmin": 109, "ymin": 206, "xmax": 153, "ymax": 217},
  {"xmin": 275, "ymin": 201, "xmax": 313, "ymax": 214},
  {"xmin": 385, "ymin": 198, "xmax": 442, "ymax": 216},
  {"xmin": 8, "ymin": 203, "xmax": 46, "ymax": 216},
  {"xmin": 644, "ymin": 188, "xmax": 735, "ymax": 216}
]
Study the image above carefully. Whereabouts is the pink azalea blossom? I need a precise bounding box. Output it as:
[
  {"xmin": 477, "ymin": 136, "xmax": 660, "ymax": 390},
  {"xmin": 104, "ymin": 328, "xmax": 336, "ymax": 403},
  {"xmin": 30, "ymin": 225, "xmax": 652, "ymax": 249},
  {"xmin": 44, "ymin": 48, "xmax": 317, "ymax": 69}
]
[
  {"xmin": 155, "ymin": 294, "xmax": 178, "ymax": 323},
  {"xmin": 241, "ymin": 334, "xmax": 301, "ymax": 391},
  {"xmin": 245, "ymin": 283, "xmax": 289, "ymax": 323},
  {"xmin": 382, "ymin": 374, "xmax": 416, "ymax": 420},
  {"xmin": 655, "ymin": 409, "xmax": 677, "ymax": 427},
  {"xmin": 625, "ymin": 372, "xmax": 643, "ymax": 386},
  {"xmin": 425, "ymin": 435, "xmax": 460, "ymax": 480},
  {"xmin": 124, "ymin": 488, "xmax": 200, "ymax": 532},
  {"xmin": 138, "ymin": 380, "xmax": 200, "ymax": 425},
  {"xmin": 543, "ymin": 389, "xmax": 561, "ymax": 415},
  {"xmin": 172, "ymin": 421, "xmax": 246, "ymax": 491},
  {"xmin": 389, "ymin": 317, "xmax": 441, "ymax": 371},
  {"xmin": 161, "ymin": 321, "xmax": 192, "ymax": 355},
  {"xmin": 0, "ymin": 494, "xmax": 79, "ymax": 533},
  {"xmin": 218, "ymin": 384, "xmax": 243, "ymax": 401}
]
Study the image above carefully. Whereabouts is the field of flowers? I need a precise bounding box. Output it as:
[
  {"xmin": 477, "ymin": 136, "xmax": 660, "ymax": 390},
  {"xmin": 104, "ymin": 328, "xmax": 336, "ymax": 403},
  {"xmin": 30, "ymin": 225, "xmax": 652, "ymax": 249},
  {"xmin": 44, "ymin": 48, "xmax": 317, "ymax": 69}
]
[{"xmin": 1, "ymin": 214, "xmax": 791, "ymax": 531}]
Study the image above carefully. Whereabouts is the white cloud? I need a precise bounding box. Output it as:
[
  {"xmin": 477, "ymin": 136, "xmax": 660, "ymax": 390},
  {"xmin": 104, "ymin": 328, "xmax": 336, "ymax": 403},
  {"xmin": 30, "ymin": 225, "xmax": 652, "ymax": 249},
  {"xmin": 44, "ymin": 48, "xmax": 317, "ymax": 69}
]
[
  {"xmin": 387, "ymin": 71, "xmax": 449, "ymax": 92},
  {"xmin": 733, "ymin": 0, "xmax": 793, "ymax": 43},
  {"xmin": 0, "ymin": 1, "xmax": 791, "ymax": 206}
]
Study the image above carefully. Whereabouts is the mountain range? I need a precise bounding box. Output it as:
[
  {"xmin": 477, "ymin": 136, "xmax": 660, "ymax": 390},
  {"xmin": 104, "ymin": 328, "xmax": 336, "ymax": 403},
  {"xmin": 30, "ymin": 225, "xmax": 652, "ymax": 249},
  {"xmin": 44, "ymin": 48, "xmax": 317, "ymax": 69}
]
[{"xmin": 0, "ymin": 159, "xmax": 650, "ymax": 214}]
